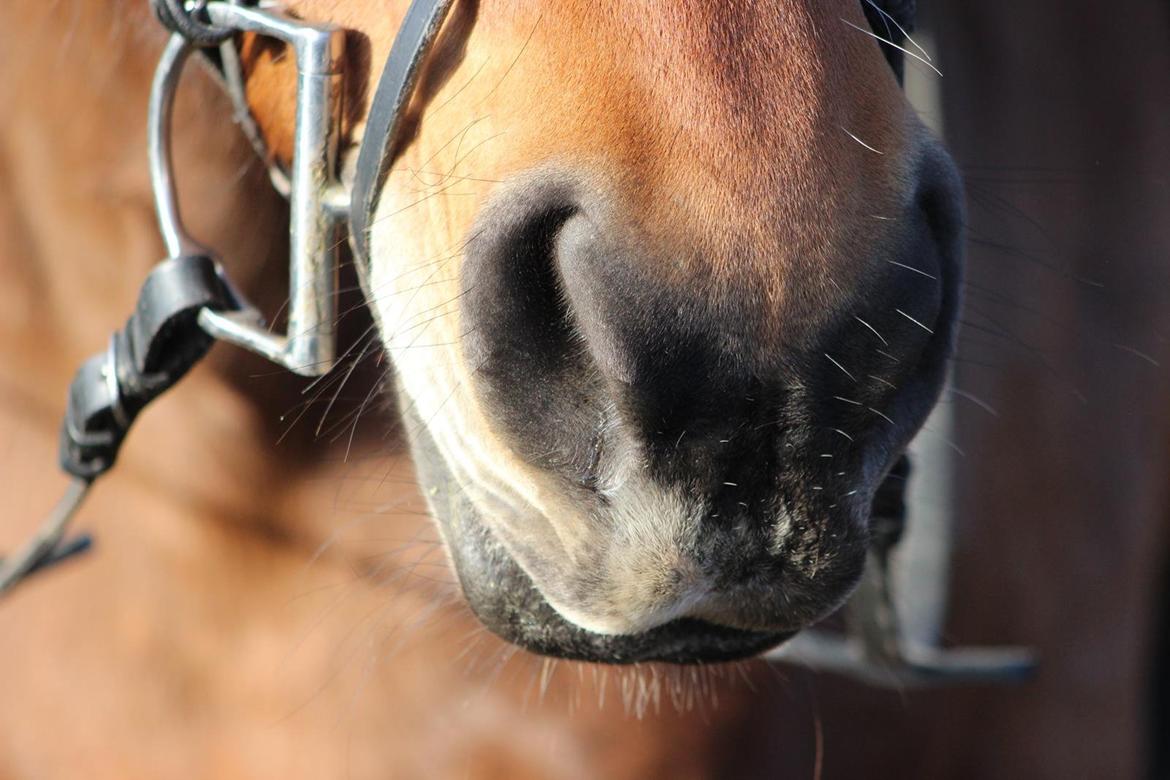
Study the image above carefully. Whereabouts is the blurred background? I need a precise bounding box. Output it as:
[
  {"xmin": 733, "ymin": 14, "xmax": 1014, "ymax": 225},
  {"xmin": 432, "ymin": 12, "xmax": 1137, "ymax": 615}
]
[
  {"xmin": 757, "ymin": 0, "xmax": 1170, "ymax": 776},
  {"xmin": 1, "ymin": 0, "xmax": 1168, "ymax": 777}
]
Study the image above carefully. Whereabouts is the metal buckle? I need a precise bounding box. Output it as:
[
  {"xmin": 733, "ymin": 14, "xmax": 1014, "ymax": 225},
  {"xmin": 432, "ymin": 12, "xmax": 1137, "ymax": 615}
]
[{"xmin": 152, "ymin": 3, "xmax": 347, "ymax": 377}]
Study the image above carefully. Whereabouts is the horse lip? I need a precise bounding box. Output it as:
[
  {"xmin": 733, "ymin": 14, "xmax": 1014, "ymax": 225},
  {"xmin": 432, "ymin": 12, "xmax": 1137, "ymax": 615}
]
[
  {"xmin": 450, "ymin": 488, "xmax": 794, "ymax": 664},
  {"xmin": 403, "ymin": 400, "xmax": 794, "ymax": 664}
]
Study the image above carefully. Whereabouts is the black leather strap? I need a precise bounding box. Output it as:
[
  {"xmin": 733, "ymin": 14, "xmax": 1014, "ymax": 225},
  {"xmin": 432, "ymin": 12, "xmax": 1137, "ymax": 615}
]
[
  {"xmin": 349, "ymin": 0, "xmax": 456, "ymax": 264},
  {"xmin": 59, "ymin": 255, "xmax": 235, "ymax": 480}
]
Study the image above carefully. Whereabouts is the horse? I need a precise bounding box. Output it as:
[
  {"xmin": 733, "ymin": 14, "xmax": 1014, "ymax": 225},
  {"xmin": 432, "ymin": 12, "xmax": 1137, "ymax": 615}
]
[
  {"xmin": 321, "ymin": 0, "xmax": 958, "ymax": 663},
  {"xmin": 0, "ymin": 0, "xmax": 967, "ymax": 776}
]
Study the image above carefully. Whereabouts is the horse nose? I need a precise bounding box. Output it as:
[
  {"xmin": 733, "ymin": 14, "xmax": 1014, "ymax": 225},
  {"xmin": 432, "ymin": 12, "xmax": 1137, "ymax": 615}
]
[
  {"xmin": 462, "ymin": 141, "xmax": 963, "ymax": 464},
  {"xmin": 457, "ymin": 149, "xmax": 960, "ymax": 642},
  {"xmin": 461, "ymin": 172, "xmax": 753, "ymax": 488}
]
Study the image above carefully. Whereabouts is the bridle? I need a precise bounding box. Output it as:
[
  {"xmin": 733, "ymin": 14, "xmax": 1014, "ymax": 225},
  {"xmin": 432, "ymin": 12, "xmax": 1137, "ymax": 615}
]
[{"xmin": 0, "ymin": 0, "xmax": 1034, "ymax": 687}]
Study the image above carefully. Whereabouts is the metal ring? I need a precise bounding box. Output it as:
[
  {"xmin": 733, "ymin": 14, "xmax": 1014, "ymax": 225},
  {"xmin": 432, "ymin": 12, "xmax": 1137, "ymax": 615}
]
[{"xmin": 151, "ymin": 0, "xmax": 233, "ymax": 46}]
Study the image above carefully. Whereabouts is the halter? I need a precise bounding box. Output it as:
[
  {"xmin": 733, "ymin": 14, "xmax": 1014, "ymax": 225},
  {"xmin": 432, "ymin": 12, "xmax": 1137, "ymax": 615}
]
[{"xmin": 0, "ymin": 0, "xmax": 1033, "ymax": 687}]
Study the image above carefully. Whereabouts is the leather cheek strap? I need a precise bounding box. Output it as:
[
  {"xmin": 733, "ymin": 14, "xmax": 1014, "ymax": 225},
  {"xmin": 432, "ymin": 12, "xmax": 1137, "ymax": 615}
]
[{"xmin": 348, "ymin": 0, "xmax": 457, "ymax": 266}]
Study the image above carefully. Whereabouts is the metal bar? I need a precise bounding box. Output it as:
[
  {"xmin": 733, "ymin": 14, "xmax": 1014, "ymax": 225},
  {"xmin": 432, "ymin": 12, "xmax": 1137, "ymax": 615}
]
[
  {"xmin": 148, "ymin": 34, "xmax": 203, "ymax": 259},
  {"xmin": 198, "ymin": 3, "xmax": 345, "ymax": 377},
  {"xmin": 894, "ymin": 27, "xmax": 955, "ymax": 650}
]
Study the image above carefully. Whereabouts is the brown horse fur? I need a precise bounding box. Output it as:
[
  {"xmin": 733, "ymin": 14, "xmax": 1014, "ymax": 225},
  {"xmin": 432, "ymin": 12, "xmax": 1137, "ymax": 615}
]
[{"xmin": 0, "ymin": 0, "xmax": 939, "ymax": 777}]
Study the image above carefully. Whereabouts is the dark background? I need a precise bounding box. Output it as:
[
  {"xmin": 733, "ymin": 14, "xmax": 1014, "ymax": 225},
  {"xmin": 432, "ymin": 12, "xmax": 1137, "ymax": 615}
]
[{"xmin": 749, "ymin": 1, "xmax": 1170, "ymax": 777}]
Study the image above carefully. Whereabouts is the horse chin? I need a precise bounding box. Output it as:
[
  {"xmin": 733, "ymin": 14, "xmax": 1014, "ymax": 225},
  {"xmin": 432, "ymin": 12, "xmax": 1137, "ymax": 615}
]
[{"xmin": 401, "ymin": 403, "xmax": 793, "ymax": 665}]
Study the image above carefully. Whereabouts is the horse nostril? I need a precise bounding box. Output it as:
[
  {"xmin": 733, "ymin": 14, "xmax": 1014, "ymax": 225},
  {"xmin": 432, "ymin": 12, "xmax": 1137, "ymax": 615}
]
[
  {"xmin": 463, "ymin": 202, "xmax": 577, "ymax": 375},
  {"xmin": 461, "ymin": 179, "xmax": 610, "ymax": 480},
  {"xmin": 916, "ymin": 145, "xmax": 965, "ymax": 267},
  {"xmin": 903, "ymin": 144, "xmax": 965, "ymax": 369}
]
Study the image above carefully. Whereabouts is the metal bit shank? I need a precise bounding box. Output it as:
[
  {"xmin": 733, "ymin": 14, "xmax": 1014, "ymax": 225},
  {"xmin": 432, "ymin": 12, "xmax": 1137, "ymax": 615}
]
[
  {"xmin": 194, "ymin": 3, "xmax": 346, "ymax": 377},
  {"xmin": 768, "ymin": 542, "xmax": 1037, "ymax": 687}
]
